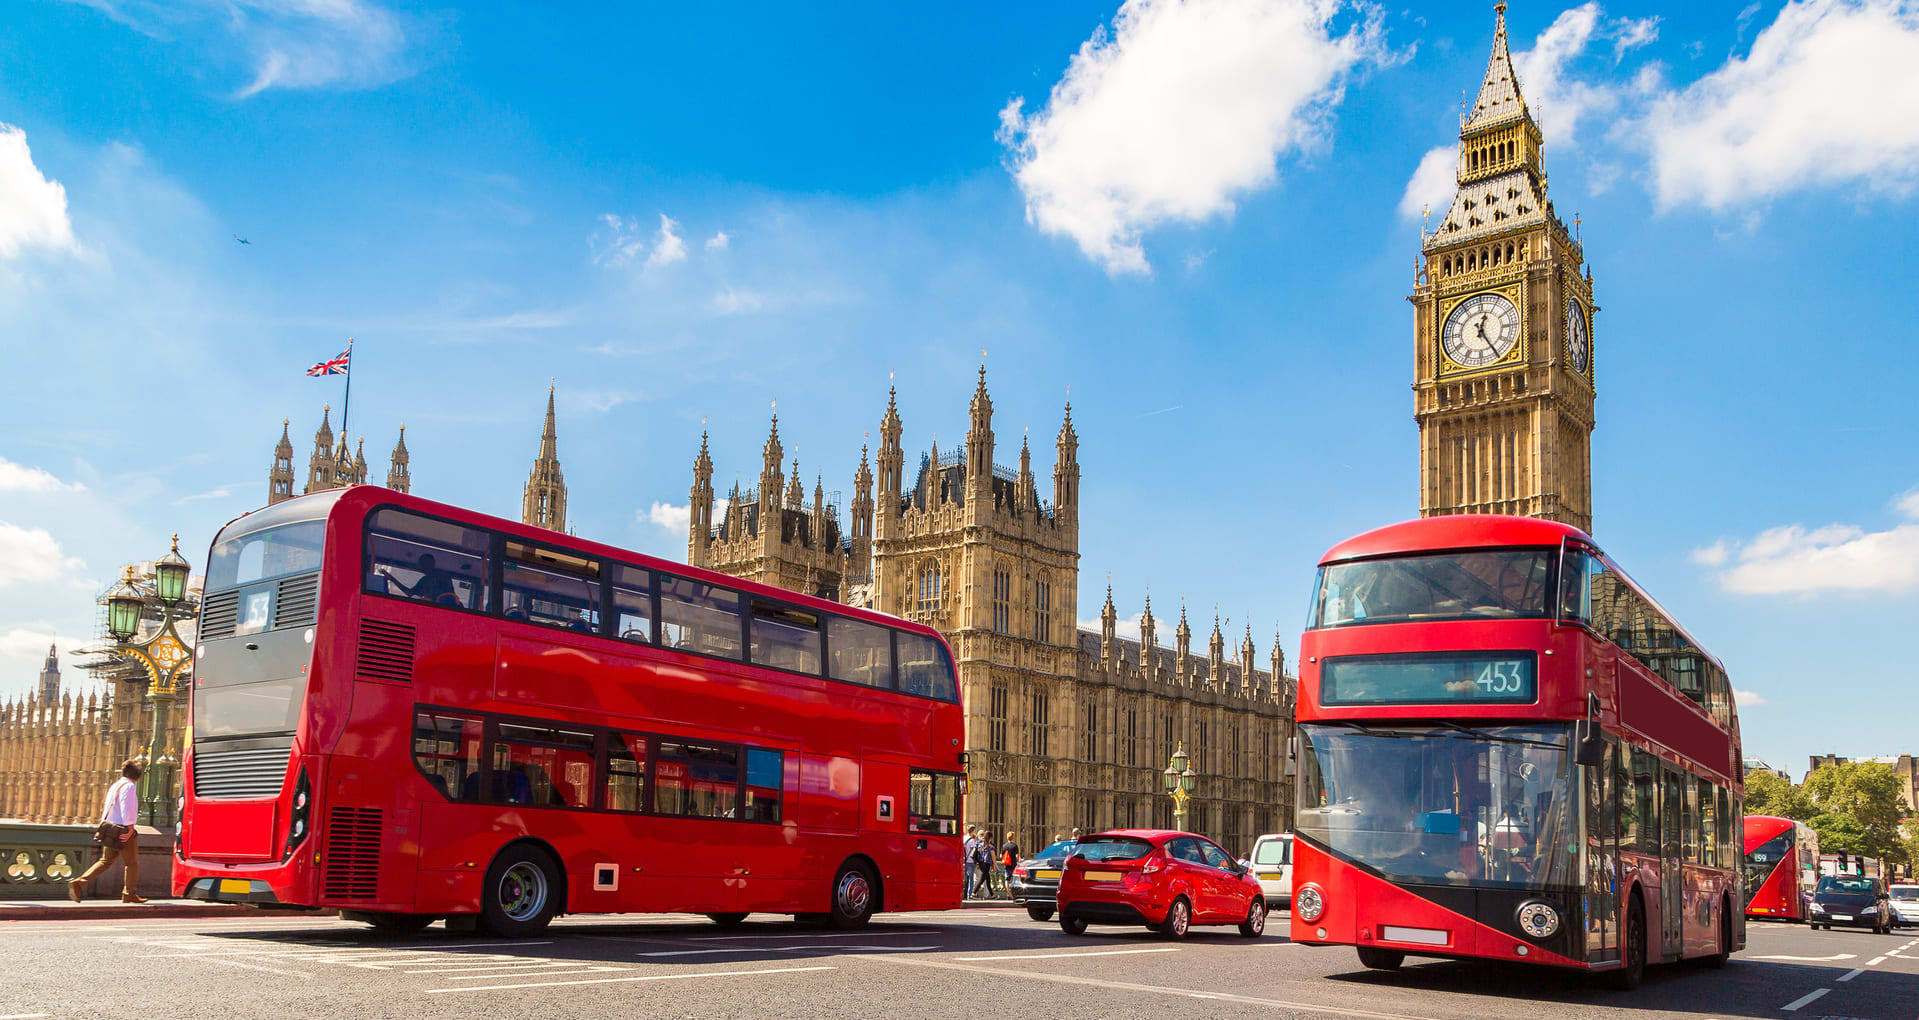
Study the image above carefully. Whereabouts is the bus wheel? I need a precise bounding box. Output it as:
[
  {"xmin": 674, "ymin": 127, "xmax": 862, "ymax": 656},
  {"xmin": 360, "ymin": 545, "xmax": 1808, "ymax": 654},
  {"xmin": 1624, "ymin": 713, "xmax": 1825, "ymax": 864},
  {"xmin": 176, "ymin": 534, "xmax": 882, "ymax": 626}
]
[
  {"xmin": 827, "ymin": 860, "xmax": 877, "ymax": 930},
  {"xmin": 706, "ymin": 913, "xmax": 748, "ymax": 928},
  {"xmin": 481, "ymin": 845, "xmax": 559, "ymax": 937},
  {"xmin": 350, "ymin": 911, "xmax": 435, "ymax": 934},
  {"xmin": 1356, "ymin": 947, "xmax": 1404, "ymax": 970},
  {"xmin": 1705, "ymin": 901, "xmax": 1732, "ymax": 969},
  {"xmin": 1611, "ymin": 894, "xmax": 1646, "ymax": 991}
]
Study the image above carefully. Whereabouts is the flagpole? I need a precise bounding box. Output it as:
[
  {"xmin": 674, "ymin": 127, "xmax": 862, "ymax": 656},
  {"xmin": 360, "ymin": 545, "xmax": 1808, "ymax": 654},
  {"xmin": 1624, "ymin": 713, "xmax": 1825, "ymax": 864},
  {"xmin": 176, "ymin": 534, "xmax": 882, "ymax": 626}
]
[{"xmin": 341, "ymin": 338, "xmax": 354, "ymax": 441}]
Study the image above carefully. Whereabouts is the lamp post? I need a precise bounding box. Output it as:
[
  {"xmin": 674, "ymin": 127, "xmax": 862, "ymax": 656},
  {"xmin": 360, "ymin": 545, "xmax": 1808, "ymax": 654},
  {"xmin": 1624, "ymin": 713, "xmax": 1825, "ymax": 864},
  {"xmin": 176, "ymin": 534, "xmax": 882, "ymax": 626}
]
[
  {"xmin": 105, "ymin": 536, "xmax": 196, "ymax": 828},
  {"xmin": 1163, "ymin": 744, "xmax": 1198, "ymax": 831}
]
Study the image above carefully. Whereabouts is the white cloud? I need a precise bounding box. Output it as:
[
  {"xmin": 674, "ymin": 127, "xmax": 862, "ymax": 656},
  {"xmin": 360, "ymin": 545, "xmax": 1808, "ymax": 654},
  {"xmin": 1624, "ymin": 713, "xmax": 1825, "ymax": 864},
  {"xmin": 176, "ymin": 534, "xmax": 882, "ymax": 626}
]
[
  {"xmin": 1610, "ymin": 14, "xmax": 1661, "ymax": 61},
  {"xmin": 590, "ymin": 213, "xmax": 646, "ymax": 267},
  {"xmin": 171, "ymin": 486, "xmax": 231, "ymax": 505},
  {"xmin": 1699, "ymin": 487, "xmax": 1919, "ymax": 595},
  {"xmin": 0, "ymin": 123, "xmax": 78, "ymax": 260},
  {"xmin": 0, "ymin": 457, "xmax": 85, "ymax": 493},
  {"xmin": 997, "ymin": 0, "xmax": 1392, "ymax": 274},
  {"xmin": 1689, "ymin": 539, "xmax": 1730, "ymax": 567},
  {"xmin": 0, "ymin": 522, "xmax": 85, "ymax": 587},
  {"xmin": 68, "ymin": 0, "xmax": 416, "ymax": 98},
  {"xmin": 711, "ymin": 288, "xmax": 763, "ymax": 315},
  {"xmin": 1398, "ymin": 145, "xmax": 1456, "ymax": 221},
  {"xmin": 644, "ymin": 214, "xmax": 687, "ymax": 269},
  {"xmin": 1646, "ymin": 0, "xmax": 1919, "ymax": 210},
  {"xmin": 705, "ymin": 230, "xmax": 730, "ymax": 251},
  {"xmin": 1733, "ymin": 688, "xmax": 1767, "ymax": 707},
  {"xmin": 0, "ymin": 624, "xmax": 96, "ymax": 702},
  {"xmin": 644, "ymin": 501, "xmax": 690, "ymax": 533}
]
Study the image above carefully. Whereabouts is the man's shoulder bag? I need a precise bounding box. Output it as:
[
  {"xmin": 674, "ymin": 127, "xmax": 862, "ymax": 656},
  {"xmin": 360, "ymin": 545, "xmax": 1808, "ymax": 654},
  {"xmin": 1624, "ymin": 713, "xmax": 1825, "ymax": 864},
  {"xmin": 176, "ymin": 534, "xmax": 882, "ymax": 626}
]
[{"xmin": 92, "ymin": 821, "xmax": 131, "ymax": 847}]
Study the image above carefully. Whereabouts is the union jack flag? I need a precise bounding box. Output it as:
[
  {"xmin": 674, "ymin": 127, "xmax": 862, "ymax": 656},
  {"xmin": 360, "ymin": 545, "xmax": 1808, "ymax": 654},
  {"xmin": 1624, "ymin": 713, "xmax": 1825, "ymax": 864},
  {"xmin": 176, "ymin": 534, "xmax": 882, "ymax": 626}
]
[{"xmin": 305, "ymin": 346, "xmax": 351, "ymax": 377}]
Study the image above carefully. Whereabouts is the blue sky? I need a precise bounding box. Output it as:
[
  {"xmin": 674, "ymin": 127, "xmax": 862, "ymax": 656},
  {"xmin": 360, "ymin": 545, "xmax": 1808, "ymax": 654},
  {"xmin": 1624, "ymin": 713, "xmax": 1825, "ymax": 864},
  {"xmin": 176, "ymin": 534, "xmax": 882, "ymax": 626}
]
[{"xmin": 2, "ymin": 0, "xmax": 1916, "ymax": 779}]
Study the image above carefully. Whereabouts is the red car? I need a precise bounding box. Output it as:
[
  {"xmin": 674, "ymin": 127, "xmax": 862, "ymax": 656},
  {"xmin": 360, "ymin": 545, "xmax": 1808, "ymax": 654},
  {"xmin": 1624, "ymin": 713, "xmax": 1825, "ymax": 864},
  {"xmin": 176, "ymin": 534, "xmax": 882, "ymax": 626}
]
[{"xmin": 1055, "ymin": 830, "xmax": 1267, "ymax": 939}]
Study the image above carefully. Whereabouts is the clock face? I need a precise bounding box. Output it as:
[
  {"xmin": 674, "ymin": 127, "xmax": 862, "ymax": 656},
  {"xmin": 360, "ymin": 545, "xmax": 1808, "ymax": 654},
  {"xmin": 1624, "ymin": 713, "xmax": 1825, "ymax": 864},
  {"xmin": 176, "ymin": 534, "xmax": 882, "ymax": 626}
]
[
  {"xmin": 1565, "ymin": 298, "xmax": 1589, "ymax": 374},
  {"xmin": 1442, "ymin": 293, "xmax": 1521, "ymax": 369}
]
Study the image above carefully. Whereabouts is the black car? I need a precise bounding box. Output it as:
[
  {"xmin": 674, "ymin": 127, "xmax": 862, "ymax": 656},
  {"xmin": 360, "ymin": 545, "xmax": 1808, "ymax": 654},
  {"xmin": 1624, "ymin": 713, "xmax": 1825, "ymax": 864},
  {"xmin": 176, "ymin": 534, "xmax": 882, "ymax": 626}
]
[
  {"xmin": 1809, "ymin": 874, "xmax": 1894, "ymax": 933},
  {"xmin": 1009, "ymin": 840, "xmax": 1078, "ymax": 921}
]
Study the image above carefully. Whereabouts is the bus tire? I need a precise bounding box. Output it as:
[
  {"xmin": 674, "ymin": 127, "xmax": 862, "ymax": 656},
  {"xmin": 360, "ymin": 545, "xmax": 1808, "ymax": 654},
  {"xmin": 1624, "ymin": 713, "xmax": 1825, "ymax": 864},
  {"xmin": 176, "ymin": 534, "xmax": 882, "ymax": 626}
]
[
  {"xmin": 1705, "ymin": 899, "xmax": 1732, "ymax": 969},
  {"xmin": 706, "ymin": 913, "xmax": 748, "ymax": 928},
  {"xmin": 1611, "ymin": 893, "xmax": 1646, "ymax": 991},
  {"xmin": 480, "ymin": 844, "xmax": 560, "ymax": 937},
  {"xmin": 827, "ymin": 860, "xmax": 877, "ymax": 930},
  {"xmin": 348, "ymin": 910, "xmax": 435, "ymax": 934},
  {"xmin": 1356, "ymin": 947, "xmax": 1404, "ymax": 970}
]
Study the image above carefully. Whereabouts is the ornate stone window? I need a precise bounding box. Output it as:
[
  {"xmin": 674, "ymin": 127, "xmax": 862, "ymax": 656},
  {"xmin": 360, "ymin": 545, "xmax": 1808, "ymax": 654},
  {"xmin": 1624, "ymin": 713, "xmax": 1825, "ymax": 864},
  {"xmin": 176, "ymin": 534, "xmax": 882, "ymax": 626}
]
[
  {"xmin": 992, "ymin": 568, "xmax": 1011, "ymax": 634},
  {"xmin": 1026, "ymin": 688, "xmax": 1050, "ymax": 757},
  {"xmin": 916, "ymin": 560, "xmax": 942, "ymax": 614},
  {"xmin": 988, "ymin": 682, "xmax": 1008, "ymax": 752},
  {"xmin": 1032, "ymin": 575, "xmax": 1052, "ymax": 643}
]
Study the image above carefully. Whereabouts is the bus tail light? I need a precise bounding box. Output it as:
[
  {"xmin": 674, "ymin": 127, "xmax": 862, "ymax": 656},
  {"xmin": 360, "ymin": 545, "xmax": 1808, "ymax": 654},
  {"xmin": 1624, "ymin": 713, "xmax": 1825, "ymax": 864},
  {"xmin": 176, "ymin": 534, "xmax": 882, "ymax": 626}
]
[
  {"xmin": 1295, "ymin": 883, "xmax": 1326, "ymax": 922},
  {"xmin": 284, "ymin": 768, "xmax": 312, "ymax": 860}
]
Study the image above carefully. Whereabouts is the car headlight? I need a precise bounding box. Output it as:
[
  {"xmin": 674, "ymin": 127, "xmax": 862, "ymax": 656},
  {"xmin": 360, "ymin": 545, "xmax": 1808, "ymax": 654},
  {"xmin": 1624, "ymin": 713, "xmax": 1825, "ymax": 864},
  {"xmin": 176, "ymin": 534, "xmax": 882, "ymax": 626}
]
[
  {"xmin": 1810, "ymin": 902, "xmax": 1825, "ymax": 913},
  {"xmin": 1517, "ymin": 901, "xmax": 1560, "ymax": 939},
  {"xmin": 1295, "ymin": 883, "xmax": 1325, "ymax": 922}
]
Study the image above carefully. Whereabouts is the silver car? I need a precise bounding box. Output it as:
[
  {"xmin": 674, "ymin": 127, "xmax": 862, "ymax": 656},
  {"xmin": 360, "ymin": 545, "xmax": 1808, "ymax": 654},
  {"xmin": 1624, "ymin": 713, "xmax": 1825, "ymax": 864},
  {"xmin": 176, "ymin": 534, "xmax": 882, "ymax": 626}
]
[{"xmin": 1891, "ymin": 884, "xmax": 1919, "ymax": 927}]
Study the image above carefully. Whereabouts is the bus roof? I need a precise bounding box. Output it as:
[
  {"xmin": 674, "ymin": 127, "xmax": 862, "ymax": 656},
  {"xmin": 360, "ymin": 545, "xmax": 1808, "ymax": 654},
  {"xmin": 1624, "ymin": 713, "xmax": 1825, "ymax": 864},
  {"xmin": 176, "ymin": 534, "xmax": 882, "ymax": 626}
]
[
  {"xmin": 1319, "ymin": 515, "xmax": 1593, "ymax": 566},
  {"xmin": 298, "ymin": 485, "xmax": 947, "ymax": 641}
]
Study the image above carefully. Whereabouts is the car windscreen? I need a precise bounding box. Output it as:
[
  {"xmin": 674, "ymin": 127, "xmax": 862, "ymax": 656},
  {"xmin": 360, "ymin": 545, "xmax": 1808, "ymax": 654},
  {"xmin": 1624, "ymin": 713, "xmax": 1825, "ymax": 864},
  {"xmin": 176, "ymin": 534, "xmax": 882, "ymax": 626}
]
[
  {"xmin": 1816, "ymin": 876, "xmax": 1875, "ymax": 894},
  {"xmin": 1073, "ymin": 837, "xmax": 1155, "ymax": 862},
  {"xmin": 1892, "ymin": 887, "xmax": 1919, "ymax": 901}
]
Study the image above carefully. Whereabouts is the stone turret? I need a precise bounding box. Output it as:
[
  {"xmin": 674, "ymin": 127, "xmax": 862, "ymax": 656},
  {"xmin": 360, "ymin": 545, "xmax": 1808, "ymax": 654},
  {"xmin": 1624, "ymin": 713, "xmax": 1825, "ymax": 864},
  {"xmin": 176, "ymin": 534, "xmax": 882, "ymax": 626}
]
[
  {"xmin": 386, "ymin": 426, "xmax": 411, "ymax": 493},
  {"xmin": 521, "ymin": 385, "xmax": 567, "ymax": 532},
  {"xmin": 269, "ymin": 420, "xmax": 295, "ymax": 505}
]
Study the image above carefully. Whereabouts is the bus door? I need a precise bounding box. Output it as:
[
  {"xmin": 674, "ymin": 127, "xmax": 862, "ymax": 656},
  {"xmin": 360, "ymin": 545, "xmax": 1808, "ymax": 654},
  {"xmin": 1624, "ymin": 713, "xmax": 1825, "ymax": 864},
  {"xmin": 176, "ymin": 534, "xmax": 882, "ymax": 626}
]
[{"xmin": 1660, "ymin": 766, "xmax": 1684, "ymax": 960}]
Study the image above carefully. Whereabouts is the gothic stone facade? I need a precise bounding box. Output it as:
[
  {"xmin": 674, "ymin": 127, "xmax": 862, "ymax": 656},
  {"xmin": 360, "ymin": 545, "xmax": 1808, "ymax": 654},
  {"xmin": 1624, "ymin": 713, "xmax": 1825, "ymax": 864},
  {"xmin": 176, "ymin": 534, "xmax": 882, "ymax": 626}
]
[
  {"xmin": 690, "ymin": 370, "xmax": 1295, "ymax": 855},
  {"xmin": 1413, "ymin": 4, "xmax": 1596, "ymax": 533}
]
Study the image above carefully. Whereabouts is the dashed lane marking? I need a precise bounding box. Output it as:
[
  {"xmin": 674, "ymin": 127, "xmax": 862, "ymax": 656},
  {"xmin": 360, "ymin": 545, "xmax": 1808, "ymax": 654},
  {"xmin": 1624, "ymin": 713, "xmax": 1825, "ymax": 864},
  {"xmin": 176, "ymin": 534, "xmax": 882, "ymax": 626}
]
[
  {"xmin": 1780, "ymin": 988, "xmax": 1830, "ymax": 1012},
  {"xmin": 1754, "ymin": 954, "xmax": 1857, "ymax": 962},
  {"xmin": 0, "ymin": 1013, "xmax": 52, "ymax": 1019},
  {"xmin": 425, "ymin": 964, "xmax": 837, "ymax": 994},
  {"xmin": 1866, "ymin": 956, "xmax": 1887, "ymax": 966},
  {"xmin": 638, "ymin": 943, "xmax": 940, "ymax": 957},
  {"xmin": 862, "ymin": 954, "xmax": 1446, "ymax": 1020},
  {"xmin": 953, "ymin": 947, "xmax": 1183, "ymax": 961},
  {"xmin": 1836, "ymin": 968, "xmax": 1864, "ymax": 982},
  {"xmin": 687, "ymin": 928, "xmax": 941, "ymax": 941},
  {"xmin": 196, "ymin": 957, "xmax": 312, "ymax": 979}
]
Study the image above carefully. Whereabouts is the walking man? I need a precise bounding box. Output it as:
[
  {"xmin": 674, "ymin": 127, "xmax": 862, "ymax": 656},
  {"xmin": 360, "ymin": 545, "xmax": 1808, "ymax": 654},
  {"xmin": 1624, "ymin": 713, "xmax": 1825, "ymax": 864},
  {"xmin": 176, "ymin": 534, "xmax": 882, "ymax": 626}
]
[
  {"xmin": 70, "ymin": 759, "xmax": 146, "ymax": 903},
  {"xmin": 962, "ymin": 828, "xmax": 981, "ymax": 899}
]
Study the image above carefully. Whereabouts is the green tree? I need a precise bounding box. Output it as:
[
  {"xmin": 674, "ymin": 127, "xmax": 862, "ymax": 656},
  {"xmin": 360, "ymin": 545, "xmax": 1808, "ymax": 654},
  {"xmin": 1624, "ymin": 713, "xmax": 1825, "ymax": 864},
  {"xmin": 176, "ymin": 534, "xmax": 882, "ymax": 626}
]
[
  {"xmin": 1745, "ymin": 771, "xmax": 1814, "ymax": 820},
  {"xmin": 1804, "ymin": 762, "xmax": 1909, "ymax": 865}
]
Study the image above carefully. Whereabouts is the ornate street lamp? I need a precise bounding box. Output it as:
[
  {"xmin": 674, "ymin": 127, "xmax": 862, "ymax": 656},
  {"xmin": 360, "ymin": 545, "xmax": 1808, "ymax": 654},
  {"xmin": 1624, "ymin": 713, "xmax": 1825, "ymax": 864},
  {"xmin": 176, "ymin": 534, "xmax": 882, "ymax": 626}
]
[
  {"xmin": 1164, "ymin": 744, "xmax": 1197, "ymax": 832},
  {"xmin": 98, "ymin": 541, "xmax": 198, "ymax": 828}
]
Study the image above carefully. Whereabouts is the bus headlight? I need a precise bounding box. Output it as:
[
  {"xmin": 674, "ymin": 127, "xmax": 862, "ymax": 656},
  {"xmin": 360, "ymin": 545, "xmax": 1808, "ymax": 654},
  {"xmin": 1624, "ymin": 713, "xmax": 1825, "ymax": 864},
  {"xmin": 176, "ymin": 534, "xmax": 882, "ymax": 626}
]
[
  {"xmin": 1517, "ymin": 901, "xmax": 1560, "ymax": 938},
  {"xmin": 1295, "ymin": 883, "xmax": 1325, "ymax": 922}
]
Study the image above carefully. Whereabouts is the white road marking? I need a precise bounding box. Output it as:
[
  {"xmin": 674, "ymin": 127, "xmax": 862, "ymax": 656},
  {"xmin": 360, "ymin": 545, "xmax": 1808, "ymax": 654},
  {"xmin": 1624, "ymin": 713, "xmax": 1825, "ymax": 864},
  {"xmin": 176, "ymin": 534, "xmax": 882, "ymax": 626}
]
[
  {"xmin": 0, "ymin": 1013, "xmax": 53, "ymax": 1018},
  {"xmin": 425, "ymin": 964, "xmax": 837, "ymax": 994},
  {"xmin": 1779, "ymin": 988, "xmax": 1829, "ymax": 1012},
  {"xmin": 197, "ymin": 957, "xmax": 312, "ymax": 979},
  {"xmin": 863, "ymin": 955, "xmax": 1445, "ymax": 1020},
  {"xmin": 1751, "ymin": 953, "xmax": 1855, "ymax": 961},
  {"xmin": 689, "ymin": 929, "xmax": 940, "ymax": 941},
  {"xmin": 443, "ymin": 968, "xmax": 627, "ymax": 980},
  {"xmin": 1836, "ymin": 967, "xmax": 1864, "ymax": 982},
  {"xmin": 954, "ymin": 947, "xmax": 1183, "ymax": 961},
  {"xmin": 638, "ymin": 944, "xmax": 939, "ymax": 957},
  {"xmin": 1867, "ymin": 955, "xmax": 1887, "ymax": 965}
]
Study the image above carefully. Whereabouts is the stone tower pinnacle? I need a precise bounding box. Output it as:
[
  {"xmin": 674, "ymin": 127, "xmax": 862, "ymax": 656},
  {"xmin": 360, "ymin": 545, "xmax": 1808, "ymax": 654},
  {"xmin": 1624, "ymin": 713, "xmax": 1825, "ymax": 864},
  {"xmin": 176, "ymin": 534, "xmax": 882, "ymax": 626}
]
[
  {"xmin": 386, "ymin": 426, "xmax": 411, "ymax": 493},
  {"xmin": 521, "ymin": 385, "xmax": 567, "ymax": 532},
  {"xmin": 269, "ymin": 419, "xmax": 295, "ymax": 505},
  {"xmin": 690, "ymin": 430, "xmax": 715, "ymax": 565},
  {"xmin": 37, "ymin": 643, "xmax": 59, "ymax": 702}
]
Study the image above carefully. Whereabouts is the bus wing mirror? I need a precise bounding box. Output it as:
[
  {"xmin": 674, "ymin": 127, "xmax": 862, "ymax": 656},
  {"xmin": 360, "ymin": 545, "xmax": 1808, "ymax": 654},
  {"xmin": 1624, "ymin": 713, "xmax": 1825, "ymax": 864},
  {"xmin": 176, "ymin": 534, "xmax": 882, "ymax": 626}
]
[
  {"xmin": 1283, "ymin": 736, "xmax": 1298, "ymax": 777},
  {"xmin": 1573, "ymin": 719, "xmax": 1604, "ymax": 767}
]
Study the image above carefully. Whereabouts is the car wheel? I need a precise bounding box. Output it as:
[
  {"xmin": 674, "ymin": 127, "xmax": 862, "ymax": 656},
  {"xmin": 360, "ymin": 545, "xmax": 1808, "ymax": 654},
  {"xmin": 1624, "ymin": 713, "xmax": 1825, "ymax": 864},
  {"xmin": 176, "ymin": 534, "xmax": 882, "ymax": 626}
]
[
  {"xmin": 1356, "ymin": 946, "xmax": 1405, "ymax": 970},
  {"xmin": 1239, "ymin": 898, "xmax": 1267, "ymax": 938},
  {"xmin": 828, "ymin": 860, "xmax": 877, "ymax": 931},
  {"xmin": 1026, "ymin": 904, "xmax": 1056, "ymax": 922},
  {"xmin": 706, "ymin": 913, "xmax": 748, "ymax": 929},
  {"xmin": 479, "ymin": 845, "xmax": 559, "ymax": 938},
  {"xmin": 1159, "ymin": 897, "xmax": 1191, "ymax": 940},
  {"xmin": 1610, "ymin": 894, "xmax": 1646, "ymax": 991},
  {"xmin": 1059, "ymin": 914, "xmax": 1088, "ymax": 935}
]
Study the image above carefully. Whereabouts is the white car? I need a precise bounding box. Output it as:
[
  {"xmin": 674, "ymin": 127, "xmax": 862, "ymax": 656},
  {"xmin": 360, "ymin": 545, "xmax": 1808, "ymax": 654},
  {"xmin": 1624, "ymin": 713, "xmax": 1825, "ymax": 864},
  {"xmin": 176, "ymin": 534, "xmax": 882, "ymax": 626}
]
[
  {"xmin": 1891, "ymin": 884, "xmax": 1919, "ymax": 927},
  {"xmin": 1247, "ymin": 833, "xmax": 1293, "ymax": 907}
]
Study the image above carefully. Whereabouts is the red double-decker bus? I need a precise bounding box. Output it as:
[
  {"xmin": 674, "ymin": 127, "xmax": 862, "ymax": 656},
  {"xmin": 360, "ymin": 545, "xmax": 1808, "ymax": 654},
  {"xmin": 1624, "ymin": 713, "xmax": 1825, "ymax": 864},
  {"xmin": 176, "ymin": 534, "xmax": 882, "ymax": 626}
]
[
  {"xmin": 1290, "ymin": 516, "xmax": 1743, "ymax": 988},
  {"xmin": 1744, "ymin": 815, "xmax": 1817, "ymax": 922},
  {"xmin": 174, "ymin": 486, "xmax": 964, "ymax": 935}
]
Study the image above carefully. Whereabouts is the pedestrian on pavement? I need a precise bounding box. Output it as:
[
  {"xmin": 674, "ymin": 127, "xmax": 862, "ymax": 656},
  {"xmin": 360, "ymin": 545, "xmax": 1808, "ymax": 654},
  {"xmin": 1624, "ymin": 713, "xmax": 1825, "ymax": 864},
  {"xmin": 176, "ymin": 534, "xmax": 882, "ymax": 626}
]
[
  {"xmin": 962, "ymin": 828, "xmax": 981, "ymax": 899},
  {"xmin": 70, "ymin": 759, "xmax": 145, "ymax": 904}
]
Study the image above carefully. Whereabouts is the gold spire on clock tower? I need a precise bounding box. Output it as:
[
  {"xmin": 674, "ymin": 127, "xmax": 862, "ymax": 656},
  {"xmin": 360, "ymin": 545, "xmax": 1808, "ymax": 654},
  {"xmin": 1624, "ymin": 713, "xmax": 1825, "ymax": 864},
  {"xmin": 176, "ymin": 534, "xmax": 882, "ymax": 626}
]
[{"xmin": 1411, "ymin": 2, "xmax": 1595, "ymax": 533}]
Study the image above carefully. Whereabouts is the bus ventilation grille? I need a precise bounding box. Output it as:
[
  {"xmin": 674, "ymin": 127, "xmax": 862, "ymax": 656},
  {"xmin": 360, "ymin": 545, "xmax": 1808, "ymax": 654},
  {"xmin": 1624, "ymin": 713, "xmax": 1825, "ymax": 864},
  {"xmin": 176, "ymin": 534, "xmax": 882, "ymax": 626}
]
[
  {"xmin": 192, "ymin": 745, "xmax": 292, "ymax": 799},
  {"xmin": 323, "ymin": 807, "xmax": 381, "ymax": 901},
  {"xmin": 355, "ymin": 619, "xmax": 416, "ymax": 683},
  {"xmin": 200, "ymin": 590, "xmax": 239, "ymax": 641},
  {"xmin": 274, "ymin": 572, "xmax": 320, "ymax": 629}
]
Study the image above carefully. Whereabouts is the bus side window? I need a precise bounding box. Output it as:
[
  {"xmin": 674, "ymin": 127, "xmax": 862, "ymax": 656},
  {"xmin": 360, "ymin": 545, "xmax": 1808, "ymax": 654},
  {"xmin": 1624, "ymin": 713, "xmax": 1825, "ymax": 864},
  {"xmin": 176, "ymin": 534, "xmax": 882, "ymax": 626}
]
[
  {"xmin": 608, "ymin": 565, "xmax": 653, "ymax": 644},
  {"xmin": 908, "ymin": 771, "xmax": 961, "ymax": 834},
  {"xmin": 1631, "ymin": 749, "xmax": 1656, "ymax": 858},
  {"xmin": 749, "ymin": 601, "xmax": 822, "ymax": 675},
  {"xmin": 897, "ymin": 632, "xmax": 956, "ymax": 700},
  {"xmin": 827, "ymin": 616, "xmax": 893, "ymax": 689},
  {"xmin": 501, "ymin": 540, "xmax": 601, "ymax": 633},
  {"xmin": 655, "ymin": 740, "xmax": 739, "ymax": 819},
  {"xmin": 365, "ymin": 508, "xmax": 492, "ymax": 610},
  {"xmin": 659, "ymin": 576, "xmax": 744, "ymax": 660},
  {"xmin": 743, "ymin": 748, "xmax": 783, "ymax": 823},
  {"xmin": 493, "ymin": 723, "xmax": 595, "ymax": 808},
  {"xmin": 413, "ymin": 712, "xmax": 482, "ymax": 802},
  {"xmin": 604, "ymin": 733, "xmax": 648, "ymax": 813},
  {"xmin": 1558, "ymin": 549, "xmax": 1593, "ymax": 624}
]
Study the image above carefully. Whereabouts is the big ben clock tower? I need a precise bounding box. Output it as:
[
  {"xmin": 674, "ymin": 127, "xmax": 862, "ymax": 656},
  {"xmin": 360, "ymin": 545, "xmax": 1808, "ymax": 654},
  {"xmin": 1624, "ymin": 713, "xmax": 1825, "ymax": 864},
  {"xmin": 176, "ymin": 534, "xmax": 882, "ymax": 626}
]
[{"xmin": 1413, "ymin": 3, "xmax": 1595, "ymax": 532}]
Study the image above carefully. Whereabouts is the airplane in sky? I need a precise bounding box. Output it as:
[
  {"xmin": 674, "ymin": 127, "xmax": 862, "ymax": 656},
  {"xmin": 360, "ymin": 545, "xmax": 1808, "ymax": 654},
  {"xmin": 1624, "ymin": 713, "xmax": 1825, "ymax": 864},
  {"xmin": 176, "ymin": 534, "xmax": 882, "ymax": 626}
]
[{"xmin": 233, "ymin": 234, "xmax": 250, "ymax": 245}]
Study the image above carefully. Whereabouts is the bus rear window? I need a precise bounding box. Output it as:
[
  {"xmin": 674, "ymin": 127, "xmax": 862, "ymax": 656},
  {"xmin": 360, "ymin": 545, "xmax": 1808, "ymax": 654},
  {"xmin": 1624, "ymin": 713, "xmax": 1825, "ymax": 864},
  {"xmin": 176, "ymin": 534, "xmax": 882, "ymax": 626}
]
[
  {"xmin": 1311, "ymin": 549, "xmax": 1553, "ymax": 628},
  {"xmin": 908, "ymin": 771, "xmax": 960, "ymax": 834},
  {"xmin": 208, "ymin": 521, "xmax": 326, "ymax": 591},
  {"xmin": 897, "ymin": 632, "xmax": 956, "ymax": 701}
]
